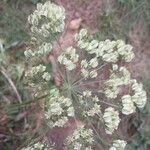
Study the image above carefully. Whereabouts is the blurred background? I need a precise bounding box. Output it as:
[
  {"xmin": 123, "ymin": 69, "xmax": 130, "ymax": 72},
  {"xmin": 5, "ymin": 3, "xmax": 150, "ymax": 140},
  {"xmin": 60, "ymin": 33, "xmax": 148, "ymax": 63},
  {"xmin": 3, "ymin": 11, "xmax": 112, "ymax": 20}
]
[{"xmin": 0, "ymin": 0, "xmax": 150, "ymax": 149}]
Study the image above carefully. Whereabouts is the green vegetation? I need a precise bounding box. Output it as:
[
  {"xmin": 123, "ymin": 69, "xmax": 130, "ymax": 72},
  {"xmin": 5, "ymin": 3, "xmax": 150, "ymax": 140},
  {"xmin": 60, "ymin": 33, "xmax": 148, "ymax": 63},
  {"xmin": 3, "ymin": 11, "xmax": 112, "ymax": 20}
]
[
  {"xmin": 0, "ymin": 0, "xmax": 150, "ymax": 149},
  {"xmin": 96, "ymin": 0, "xmax": 150, "ymax": 41}
]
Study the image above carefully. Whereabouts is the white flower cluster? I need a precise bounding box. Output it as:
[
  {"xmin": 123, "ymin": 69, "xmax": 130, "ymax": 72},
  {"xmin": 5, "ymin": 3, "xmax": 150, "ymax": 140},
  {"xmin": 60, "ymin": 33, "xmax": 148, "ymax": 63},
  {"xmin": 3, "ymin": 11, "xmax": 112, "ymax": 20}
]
[
  {"xmin": 75, "ymin": 29, "xmax": 97, "ymax": 52},
  {"xmin": 79, "ymin": 91, "xmax": 101, "ymax": 117},
  {"xmin": 25, "ymin": 2, "xmax": 148, "ymax": 148},
  {"xmin": 58, "ymin": 46, "xmax": 79, "ymax": 70},
  {"xmin": 82, "ymin": 90, "xmax": 92, "ymax": 97},
  {"xmin": 25, "ymin": 0, "xmax": 65, "ymax": 92},
  {"xmin": 109, "ymin": 140, "xmax": 127, "ymax": 150},
  {"xmin": 104, "ymin": 64, "xmax": 147, "ymax": 115},
  {"xmin": 42, "ymin": 72, "xmax": 51, "ymax": 81},
  {"xmin": 87, "ymin": 103, "xmax": 101, "ymax": 117},
  {"xmin": 103, "ymin": 107, "xmax": 120, "ymax": 134},
  {"xmin": 24, "ymin": 42, "xmax": 52, "ymax": 58},
  {"xmin": 25, "ymin": 64, "xmax": 51, "ymax": 82},
  {"xmin": 24, "ymin": 64, "xmax": 51, "ymax": 98},
  {"xmin": 21, "ymin": 141, "xmax": 50, "ymax": 150},
  {"xmin": 121, "ymin": 95, "xmax": 136, "ymax": 115},
  {"xmin": 28, "ymin": 1, "xmax": 65, "ymax": 37},
  {"xmin": 66, "ymin": 126, "xmax": 94, "ymax": 150},
  {"xmin": 117, "ymin": 40, "xmax": 135, "ymax": 62},
  {"xmin": 121, "ymin": 80, "xmax": 147, "ymax": 115},
  {"xmin": 75, "ymin": 29, "xmax": 134, "ymax": 63},
  {"xmin": 132, "ymin": 79, "xmax": 147, "ymax": 108},
  {"xmin": 80, "ymin": 57, "xmax": 98, "ymax": 78},
  {"xmin": 45, "ymin": 89, "xmax": 74, "ymax": 127},
  {"xmin": 25, "ymin": 1, "xmax": 64, "ymax": 97},
  {"xmin": 104, "ymin": 65, "xmax": 131, "ymax": 99}
]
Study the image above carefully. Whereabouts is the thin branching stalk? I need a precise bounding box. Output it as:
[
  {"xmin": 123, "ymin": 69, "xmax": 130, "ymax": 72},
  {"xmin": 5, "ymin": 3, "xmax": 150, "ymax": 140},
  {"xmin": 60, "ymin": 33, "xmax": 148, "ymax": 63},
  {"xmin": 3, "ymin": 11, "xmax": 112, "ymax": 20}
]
[{"xmin": 0, "ymin": 67, "xmax": 22, "ymax": 103}]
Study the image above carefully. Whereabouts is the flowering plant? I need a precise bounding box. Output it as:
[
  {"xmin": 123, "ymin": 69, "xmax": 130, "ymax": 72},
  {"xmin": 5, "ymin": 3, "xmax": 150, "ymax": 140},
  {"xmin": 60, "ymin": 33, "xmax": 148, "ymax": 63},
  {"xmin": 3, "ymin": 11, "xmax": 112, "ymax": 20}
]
[{"xmin": 23, "ymin": 1, "xmax": 147, "ymax": 150}]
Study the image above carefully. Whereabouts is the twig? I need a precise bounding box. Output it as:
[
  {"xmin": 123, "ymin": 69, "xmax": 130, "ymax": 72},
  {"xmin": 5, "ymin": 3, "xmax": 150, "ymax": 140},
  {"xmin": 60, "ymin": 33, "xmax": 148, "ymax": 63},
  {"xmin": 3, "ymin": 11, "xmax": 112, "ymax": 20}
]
[
  {"xmin": 0, "ymin": 67, "xmax": 22, "ymax": 103},
  {"xmin": 99, "ymin": 100, "xmax": 120, "ymax": 108},
  {"xmin": 0, "ymin": 67, "xmax": 29, "ymax": 128}
]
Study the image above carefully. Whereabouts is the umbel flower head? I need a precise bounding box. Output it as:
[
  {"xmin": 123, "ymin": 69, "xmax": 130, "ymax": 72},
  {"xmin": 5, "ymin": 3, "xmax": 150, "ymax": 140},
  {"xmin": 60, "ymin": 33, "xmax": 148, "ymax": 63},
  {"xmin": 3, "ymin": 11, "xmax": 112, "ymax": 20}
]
[
  {"xmin": 121, "ymin": 95, "xmax": 136, "ymax": 115},
  {"xmin": 80, "ymin": 58, "xmax": 98, "ymax": 78},
  {"xmin": 45, "ymin": 89, "xmax": 75, "ymax": 128},
  {"xmin": 131, "ymin": 79, "xmax": 147, "ymax": 108},
  {"xmin": 75, "ymin": 29, "xmax": 135, "ymax": 63},
  {"xmin": 109, "ymin": 140, "xmax": 127, "ymax": 150},
  {"xmin": 24, "ymin": 42, "xmax": 52, "ymax": 59},
  {"xmin": 24, "ymin": 1, "xmax": 65, "ymax": 63},
  {"xmin": 24, "ymin": 1, "xmax": 147, "ymax": 150},
  {"xmin": 66, "ymin": 125, "xmax": 94, "ymax": 149},
  {"xmin": 103, "ymin": 107, "xmax": 120, "ymax": 134},
  {"xmin": 28, "ymin": 1, "xmax": 65, "ymax": 36},
  {"xmin": 58, "ymin": 46, "xmax": 79, "ymax": 70}
]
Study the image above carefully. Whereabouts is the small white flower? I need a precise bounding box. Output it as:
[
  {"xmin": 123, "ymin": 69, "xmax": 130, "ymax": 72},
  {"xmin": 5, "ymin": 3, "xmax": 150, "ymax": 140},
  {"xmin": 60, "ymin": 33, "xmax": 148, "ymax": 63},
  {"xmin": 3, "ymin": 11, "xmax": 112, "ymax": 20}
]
[
  {"xmin": 58, "ymin": 47, "xmax": 79, "ymax": 70},
  {"xmin": 109, "ymin": 140, "xmax": 127, "ymax": 150},
  {"xmin": 42, "ymin": 72, "xmax": 51, "ymax": 81},
  {"xmin": 89, "ymin": 57, "xmax": 98, "ymax": 68},
  {"xmin": 85, "ymin": 146, "xmax": 92, "ymax": 150},
  {"xmin": 87, "ymin": 103, "xmax": 101, "ymax": 117},
  {"xmin": 132, "ymin": 91, "xmax": 147, "ymax": 108},
  {"xmin": 50, "ymin": 102, "xmax": 63, "ymax": 115},
  {"xmin": 103, "ymin": 107, "xmax": 120, "ymax": 134},
  {"xmin": 24, "ymin": 49, "xmax": 34, "ymax": 58},
  {"xmin": 112, "ymin": 64, "xmax": 118, "ymax": 71},
  {"xmin": 77, "ymin": 40, "xmax": 89, "ymax": 49},
  {"xmin": 131, "ymin": 80, "xmax": 147, "ymax": 108},
  {"xmin": 66, "ymin": 126, "xmax": 94, "ymax": 149},
  {"xmin": 89, "ymin": 70, "xmax": 98, "ymax": 78},
  {"xmin": 74, "ymin": 142, "xmax": 82, "ymax": 150},
  {"xmin": 117, "ymin": 40, "xmax": 134, "ymax": 62},
  {"xmin": 81, "ymin": 68, "xmax": 89, "ymax": 78},
  {"xmin": 119, "ymin": 67, "xmax": 131, "ymax": 84},
  {"xmin": 79, "ymin": 29, "xmax": 88, "ymax": 38},
  {"xmin": 83, "ymin": 90, "xmax": 92, "ymax": 97},
  {"xmin": 37, "ymin": 42, "xmax": 52, "ymax": 56},
  {"xmin": 53, "ymin": 116, "xmax": 68, "ymax": 127},
  {"xmin": 45, "ymin": 89, "xmax": 74, "ymax": 128},
  {"xmin": 87, "ymin": 40, "xmax": 99, "ymax": 51},
  {"xmin": 92, "ymin": 96, "xmax": 99, "ymax": 102},
  {"xmin": 104, "ymin": 86, "xmax": 119, "ymax": 99},
  {"xmin": 121, "ymin": 95, "xmax": 136, "ymax": 115},
  {"xmin": 81, "ymin": 59, "xmax": 88, "ymax": 68},
  {"xmin": 25, "ymin": 64, "xmax": 46, "ymax": 78},
  {"xmin": 67, "ymin": 106, "xmax": 75, "ymax": 117},
  {"xmin": 102, "ymin": 51, "xmax": 119, "ymax": 63}
]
